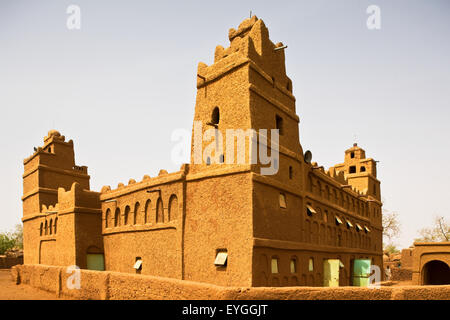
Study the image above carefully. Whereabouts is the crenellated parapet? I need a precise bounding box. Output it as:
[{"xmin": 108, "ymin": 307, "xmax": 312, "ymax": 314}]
[
  {"xmin": 197, "ymin": 16, "xmax": 293, "ymax": 100},
  {"xmin": 100, "ymin": 164, "xmax": 189, "ymax": 198},
  {"xmin": 57, "ymin": 182, "xmax": 100, "ymax": 213}
]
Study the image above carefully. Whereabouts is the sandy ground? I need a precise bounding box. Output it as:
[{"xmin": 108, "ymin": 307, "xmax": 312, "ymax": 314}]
[{"xmin": 0, "ymin": 269, "xmax": 72, "ymax": 300}]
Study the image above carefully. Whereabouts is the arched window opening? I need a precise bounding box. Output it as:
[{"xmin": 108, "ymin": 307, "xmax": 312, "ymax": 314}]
[
  {"xmin": 40, "ymin": 223, "xmax": 43, "ymax": 236},
  {"xmin": 275, "ymin": 115, "xmax": 284, "ymax": 135},
  {"xmin": 360, "ymin": 166, "xmax": 366, "ymax": 172},
  {"xmin": 105, "ymin": 209, "xmax": 110, "ymax": 228},
  {"xmin": 144, "ymin": 200, "xmax": 151, "ymax": 224},
  {"xmin": 290, "ymin": 258, "xmax": 297, "ymax": 273},
  {"xmin": 271, "ymin": 257, "xmax": 279, "ymax": 274},
  {"xmin": 211, "ymin": 107, "xmax": 220, "ymax": 125},
  {"xmin": 44, "ymin": 220, "xmax": 48, "ymax": 235},
  {"xmin": 156, "ymin": 198, "xmax": 164, "ymax": 223},
  {"xmin": 308, "ymin": 258, "xmax": 314, "ymax": 272},
  {"xmin": 133, "ymin": 202, "xmax": 140, "ymax": 225},
  {"xmin": 124, "ymin": 206, "xmax": 130, "ymax": 225},
  {"xmin": 114, "ymin": 208, "xmax": 120, "ymax": 227},
  {"xmin": 49, "ymin": 219, "xmax": 53, "ymax": 235},
  {"xmin": 168, "ymin": 195, "xmax": 178, "ymax": 221},
  {"xmin": 54, "ymin": 217, "xmax": 58, "ymax": 234}
]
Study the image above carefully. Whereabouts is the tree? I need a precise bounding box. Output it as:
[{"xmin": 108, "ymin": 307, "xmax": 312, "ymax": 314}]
[
  {"xmin": 12, "ymin": 224, "xmax": 23, "ymax": 249},
  {"xmin": 384, "ymin": 243, "xmax": 400, "ymax": 255},
  {"xmin": 382, "ymin": 211, "xmax": 401, "ymax": 247},
  {"xmin": 0, "ymin": 224, "xmax": 23, "ymax": 254},
  {"xmin": 0, "ymin": 232, "xmax": 16, "ymax": 255},
  {"xmin": 415, "ymin": 216, "xmax": 449, "ymax": 242}
]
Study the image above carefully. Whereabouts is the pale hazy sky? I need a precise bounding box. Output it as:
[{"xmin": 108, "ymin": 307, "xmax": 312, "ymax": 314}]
[{"xmin": 1, "ymin": 0, "xmax": 449, "ymax": 249}]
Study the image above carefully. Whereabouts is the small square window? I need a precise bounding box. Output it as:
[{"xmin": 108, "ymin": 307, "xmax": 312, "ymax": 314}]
[
  {"xmin": 271, "ymin": 258, "xmax": 279, "ymax": 273},
  {"xmin": 349, "ymin": 166, "xmax": 356, "ymax": 173},
  {"xmin": 214, "ymin": 251, "xmax": 228, "ymax": 266}
]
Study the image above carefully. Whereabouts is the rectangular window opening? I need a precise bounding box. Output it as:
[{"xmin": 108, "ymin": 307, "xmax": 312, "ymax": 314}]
[
  {"xmin": 306, "ymin": 204, "xmax": 316, "ymax": 216},
  {"xmin": 279, "ymin": 193, "xmax": 287, "ymax": 209},
  {"xmin": 275, "ymin": 115, "xmax": 284, "ymax": 135},
  {"xmin": 133, "ymin": 257, "xmax": 142, "ymax": 273}
]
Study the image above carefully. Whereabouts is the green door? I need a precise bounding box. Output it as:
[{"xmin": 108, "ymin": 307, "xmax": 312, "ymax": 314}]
[
  {"xmin": 352, "ymin": 259, "xmax": 371, "ymax": 287},
  {"xmin": 323, "ymin": 259, "xmax": 340, "ymax": 287},
  {"xmin": 86, "ymin": 253, "xmax": 105, "ymax": 271}
]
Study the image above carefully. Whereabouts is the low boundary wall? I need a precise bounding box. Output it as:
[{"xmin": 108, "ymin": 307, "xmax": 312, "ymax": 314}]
[
  {"xmin": 0, "ymin": 256, "xmax": 23, "ymax": 269},
  {"xmin": 11, "ymin": 264, "xmax": 450, "ymax": 300},
  {"xmin": 391, "ymin": 267, "xmax": 413, "ymax": 281}
]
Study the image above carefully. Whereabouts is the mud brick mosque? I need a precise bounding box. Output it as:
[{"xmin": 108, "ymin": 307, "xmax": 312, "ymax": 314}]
[{"xmin": 21, "ymin": 16, "xmax": 383, "ymax": 287}]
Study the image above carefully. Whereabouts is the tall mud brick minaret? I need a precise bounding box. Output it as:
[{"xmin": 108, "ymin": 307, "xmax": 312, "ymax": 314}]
[{"xmin": 22, "ymin": 130, "xmax": 103, "ymax": 268}]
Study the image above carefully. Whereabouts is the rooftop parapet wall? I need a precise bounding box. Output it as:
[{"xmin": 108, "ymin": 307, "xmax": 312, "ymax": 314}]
[
  {"xmin": 309, "ymin": 163, "xmax": 370, "ymax": 199},
  {"xmin": 57, "ymin": 182, "xmax": 100, "ymax": 212},
  {"xmin": 99, "ymin": 164, "xmax": 189, "ymax": 200}
]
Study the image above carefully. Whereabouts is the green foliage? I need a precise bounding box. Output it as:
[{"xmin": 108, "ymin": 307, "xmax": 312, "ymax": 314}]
[
  {"xmin": 12, "ymin": 224, "xmax": 23, "ymax": 249},
  {"xmin": 384, "ymin": 243, "xmax": 400, "ymax": 254},
  {"xmin": 0, "ymin": 233, "xmax": 16, "ymax": 255},
  {"xmin": 0, "ymin": 224, "xmax": 23, "ymax": 254}
]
